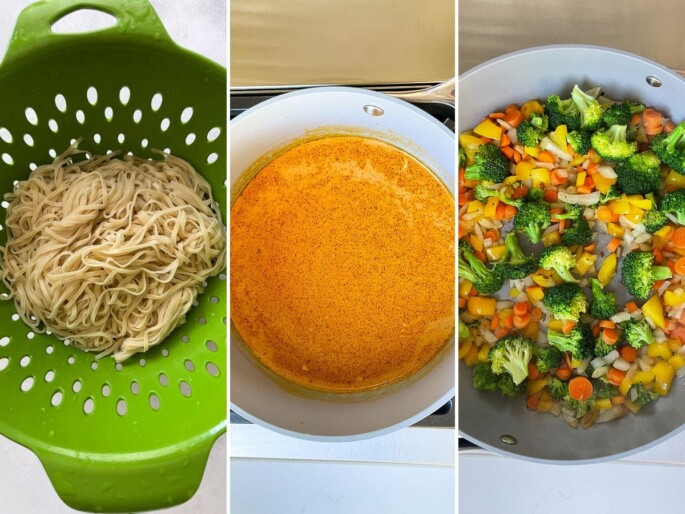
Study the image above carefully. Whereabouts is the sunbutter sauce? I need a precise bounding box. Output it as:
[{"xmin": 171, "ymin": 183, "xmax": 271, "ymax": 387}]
[{"xmin": 231, "ymin": 136, "xmax": 454, "ymax": 392}]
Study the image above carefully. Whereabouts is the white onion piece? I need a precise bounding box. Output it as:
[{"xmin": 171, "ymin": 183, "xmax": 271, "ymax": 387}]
[
  {"xmin": 558, "ymin": 191, "xmax": 601, "ymax": 205},
  {"xmin": 542, "ymin": 139, "xmax": 573, "ymax": 161},
  {"xmin": 592, "ymin": 365, "xmax": 609, "ymax": 378},
  {"xmin": 611, "ymin": 312, "xmax": 632, "ymax": 324},
  {"xmin": 596, "ymin": 406, "xmax": 627, "ymax": 424},
  {"xmin": 534, "ymin": 161, "xmax": 555, "ymax": 170},
  {"xmin": 597, "ymin": 165, "xmax": 618, "ymax": 179},
  {"xmin": 507, "ymin": 129, "xmax": 518, "ymax": 146},
  {"xmin": 496, "ymin": 301, "xmax": 514, "ymax": 310},
  {"xmin": 677, "ymin": 366, "xmax": 685, "ymax": 378},
  {"xmin": 482, "ymin": 329, "xmax": 498, "ymax": 344},
  {"xmin": 605, "ymin": 350, "xmax": 620, "ymax": 363},
  {"xmin": 613, "ymin": 357, "xmax": 631, "ymax": 371},
  {"xmin": 576, "ymin": 355, "xmax": 592, "ymax": 374},
  {"xmin": 590, "ymin": 356, "xmax": 606, "ymax": 369},
  {"xmin": 497, "ymin": 119, "xmax": 514, "ymax": 131}
]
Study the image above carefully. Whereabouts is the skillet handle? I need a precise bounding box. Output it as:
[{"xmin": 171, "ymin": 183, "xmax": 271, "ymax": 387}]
[
  {"xmin": 2, "ymin": 0, "xmax": 174, "ymax": 67},
  {"xmin": 389, "ymin": 79, "xmax": 455, "ymax": 107}
]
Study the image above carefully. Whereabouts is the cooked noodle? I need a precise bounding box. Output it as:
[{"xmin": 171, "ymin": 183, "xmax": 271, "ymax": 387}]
[{"xmin": 0, "ymin": 144, "xmax": 226, "ymax": 362}]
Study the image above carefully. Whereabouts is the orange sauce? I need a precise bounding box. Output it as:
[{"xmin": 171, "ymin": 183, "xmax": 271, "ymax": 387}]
[{"xmin": 231, "ymin": 136, "xmax": 454, "ymax": 392}]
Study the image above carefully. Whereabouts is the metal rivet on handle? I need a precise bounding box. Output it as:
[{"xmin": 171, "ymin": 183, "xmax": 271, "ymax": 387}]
[
  {"xmin": 500, "ymin": 434, "xmax": 517, "ymax": 445},
  {"xmin": 646, "ymin": 76, "xmax": 662, "ymax": 88},
  {"xmin": 363, "ymin": 105, "xmax": 384, "ymax": 117}
]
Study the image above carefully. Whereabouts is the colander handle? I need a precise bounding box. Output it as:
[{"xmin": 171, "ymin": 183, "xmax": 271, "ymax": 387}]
[
  {"xmin": 34, "ymin": 437, "xmax": 218, "ymax": 512},
  {"xmin": 3, "ymin": 0, "xmax": 174, "ymax": 66}
]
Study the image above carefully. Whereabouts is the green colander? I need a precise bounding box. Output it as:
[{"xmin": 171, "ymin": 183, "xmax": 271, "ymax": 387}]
[{"xmin": 0, "ymin": 0, "xmax": 227, "ymax": 512}]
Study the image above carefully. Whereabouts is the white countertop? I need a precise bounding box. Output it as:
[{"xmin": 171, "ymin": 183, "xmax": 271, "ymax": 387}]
[{"xmin": 0, "ymin": 1, "xmax": 226, "ymax": 513}]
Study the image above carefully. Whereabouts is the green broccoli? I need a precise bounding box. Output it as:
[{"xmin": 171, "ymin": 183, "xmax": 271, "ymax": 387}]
[
  {"xmin": 628, "ymin": 382, "xmax": 657, "ymax": 406},
  {"xmin": 547, "ymin": 324, "xmax": 594, "ymax": 360},
  {"xmin": 473, "ymin": 363, "xmax": 499, "ymax": 392},
  {"xmin": 465, "ymin": 143, "xmax": 511, "ymax": 183},
  {"xmin": 535, "ymin": 346, "xmax": 563, "ymax": 374},
  {"xmin": 528, "ymin": 186, "xmax": 545, "ymax": 201},
  {"xmin": 615, "ymin": 151, "xmax": 661, "ymax": 195},
  {"xmin": 602, "ymin": 102, "xmax": 632, "ymax": 127},
  {"xmin": 650, "ymin": 121, "xmax": 685, "ymax": 174},
  {"xmin": 591, "ymin": 125, "xmax": 637, "ymax": 161},
  {"xmin": 554, "ymin": 203, "xmax": 583, "ymax": 220},
  {"xmin": 625, "ymin": 99, "xmax": 645, "ymax": 114},
  {"xmin": 459, "ymin": 146, "xmax": 467, "ymax": 169},
  {"xmin": 660, "ymin": 189, "xmax": 685, "ymax": 225},
  {"xmin": 590, "ymin": 278, "xmax": 617, "ymax": 320},
  {"xmin": 547, "ymin": 377, "xmax": 568, "ymax": 400},
  {"xmin": 516, "ymin": 113, "xmax": 549, "ymax": 148},
  {"xmin": 513, "ymin": 201, "xmax": 551, "ymax": 244},
  {"xmin": 642, "ymin": 207, "xmax": 668, "ymax": 234},
  {"xmin": 561, "ymin": 217, "xmax": 593, "ymax": 246},
  {"xmin": 565, "ymin": 396, "xmax": 596, "ymax": 419},
  {"xmin": 545, "ymin": 94, "xmax": 581, "ymax": 132},
  {"xmin": 498, "ymin": 232, "xmax": 539, "ymax": 280},
  {"xmin": 488, "ymin": 334, "xmax": 535, "ymax": 385},
  {"xmin": 620, "ymin": 319, "xmax": 654, "ymax": 349},
  {"xmin": 458, "ymin": 241, "xmax": 505, "ymax": 295},
  {"xmin": 473, "ymin": 183, "xmax": 523, "ymax": 208},
  {"xmin": 497, "ymin": 373, "xmax": 528, "ymax": 398},
  {"xmin": 594, "ymin": 336, "xmax": 614, "ymax": 357},
  {"xmin": 571, "ymin": 85, "xmax": 603, "ymax": 131},
  {"xmin": 594, "ymin": 382, "xmax": 619, "ymax": 399},
  {"xmin": 568, "ymin": 130, "xmax": 593, "ymax": 156},
  {"xmin": 542, "ymin": 283, "xmax": 588, "ymax": 322},
  {"xmin": 620, "ymin": 250, "xmax": 672, "ymax": 299},
  {"xmin": 539, "ymin": 245, "xmax": 578, "ymax": 283},
  {"xmin": 599, "ymin": 184, "xmax": 623, "ymax": 204},
  {"xmin": 459, "ymin": 319, "xmax": 471, "ymax": 340}
]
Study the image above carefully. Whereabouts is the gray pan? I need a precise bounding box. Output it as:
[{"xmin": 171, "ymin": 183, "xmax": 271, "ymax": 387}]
[{"xmin": 459, "ymin": 45, "xmax": 685, "ymax": 463}]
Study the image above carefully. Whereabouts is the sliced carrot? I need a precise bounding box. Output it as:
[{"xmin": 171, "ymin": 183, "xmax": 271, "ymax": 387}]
[
  {"xmin": 673, "ymin": 228, "xmax": 685, "ymax": 249},
  {"xmin": 530, "ymin": 307, "xmax": 542, "ymax": 322},
  {"xmin": 643, "ymin": 108, "xmax": 663, "ymax": 125},
  {"xmin": 653, "ymin": 280, "xmax": 664, "ymax": 290},
  {"xmin": 671, "ymin": 325, "xmax": 685, "ymax": 343},
  {"xmin": 619, "ymin": 345, "xmax": 638, "ymax": 363},
  {"xmin": 586, "ymin": 162, "xmax": 599, "ymax": 176},
  {"xmin": 559, "ymin": 219, "xmax": 567, "ymax": 232},
  {"xmin": 599, "ymin": 320, "xmax": 615, "ymax": 330},
  {"xmin": 550, "ymin": 169, "xmax": 566, "ymax": 186},
  {"xmin": 562, "ymin": 320, "xmax": 576, "ymax": 335},
  {"xmin": 584, "ymin": 243, "xmax": 596, "ymax": 252},
  {"xmin": 674, "ymin": 257, "xmax": 685, "ymax": 276},
  {"xmin": 653, "ymin": 247, "xmax": 664, "ymax": 265},
  {"xmin": 606, "ymin": 368, "xmax": 626, "ymax": 387},
  {"xmin": 611, "ymin": 396, "xmax": 626, "ymax": 405},
  {"xmin": 489, "ymin": 112, "xmax": 506, "ymax": 119},
  {"xmin": 500, "ymin": 146, "xmax": 515, "ymax": 160},
  {"xmin": 503, "ymin": 204, "xmax": 518, "ymax": 220},
  {"xmin": 505, "ymin": 104, "xmax": 520, "ymax": 114},
  {"xmin": 528, "ymin": 362, "xmax": 540, "ymax": 380},
  {"xmin": 602, "ymin": 328, "xmax": 619, "ymax": 345},
  {"xmin": 490, "ymin": 314, "xmax": 500, "ymax": 331},
  {"xmin": 474, "ymin": 250, "xmax": 487, "ymax": 263},
  {"xmin": 610, "ymin": 212, "xmax": 621, "ymax": 223},
  {"xmin": 568, "ymin": 376, "xmax": 593, "ymax": 401},
  {"xmin": 629, "ymin": 113, "xmax": 642, "ymax": 127},
  {"xmin": 584, "ymin": 176, "xmax": 595, "ymax": 189},
  {"xmin": 458, "ymin": 297, "xmax": 466, "ymax": 308},
  {"xmin": 544, "ymin": 189, "xmax": 558, "ymax": 203},
  {"xmin": 607, "ymin": 237, "xmax": 622, "ymax": 253},
  {"xmin": 494, "ymin": 327, "xmax": 510, "ymax": 339},
  {"xmin": 483, "ymin": 229, "xmax": 500, "ymax": 242},
  {"xmin": 514, "ymin": 302, "xmax": 530, "ymax": 316},
  {"xmin": 556, "ymin": 367, "xmax": 572, "ymax": 381},
  {"xmin": 577, "ymin": 185, "xmax": 593, "ymax": 194},
  {"xmin": 503, "ymin": 109, "xmax": 524, "ymax": 128},
  {"xmin": 494, "ymin": 202, "xmax": 506, "ymax": 220},
  {"xmin": 513, "ymin": 314, "xmax": 531, "ymax": 329},
  {"xmin": 513, "ymin": 151, "xmax": 521, "ymax": 163},
  {"xmin": 596, "ymin": 206, "xmax": 613, "ymax": 223},
  {"xmin": 664, "ymin": 120, "xmax": 676, "ymax": 134},
  {"xmin": 527, "ymin": 394, "xmax": 540, "ymax": 410},
  {"xmin": 537, "ymin": 151, "xmax": 555, "ymax": 164},
  {"xmin": 625, "ymin": 301, "xmax": 638, "ymax": 314},
  {"xmin": 645, "ymin": 124, "xmax": 664, "ymax": 136},
  {"xmin": 592, "ymin": 324, "xmax": 601, "ymax": 338},
  {"xmin": 679, "ymin": 311, "xmax": 685, "ymax": 326},
  {"xmin": 480, "ymin": 136, "xmax": 492, "ymax": 144},
  {"xmin": 503, "ymin": 314, "xmax": 515, "ymax": 329},
  {"xmin": 499, "ymin": 133, "xmax": 511, "ymax": 147},
  {"xmin": 510, "ymin": 185, "xmax": 529, "ymax": 200}
]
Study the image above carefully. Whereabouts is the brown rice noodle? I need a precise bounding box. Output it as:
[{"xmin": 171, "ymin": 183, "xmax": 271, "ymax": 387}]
[{"xmin": 0, "ymin": 144, "xmax": 226, "ymax": 362}]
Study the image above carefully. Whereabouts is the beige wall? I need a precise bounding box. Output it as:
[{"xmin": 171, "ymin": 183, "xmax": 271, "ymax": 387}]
[
  {"xmin": 459, "ymin": 0, "xmax": 685, "ymax": 74},
  {"xmin": 231, "ymin": 0, "xmax": 455, "ymax": 86}
]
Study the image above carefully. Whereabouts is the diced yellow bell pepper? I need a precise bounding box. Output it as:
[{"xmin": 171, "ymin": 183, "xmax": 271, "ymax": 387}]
[
  {"xmin": 606, "ymin": 223, "xmax": 625, "ymax": 238},
  {"xmin": 504, "ymin": 176, "xmax": 519, "ymax": 185},
  {"xmin": 668, "ymin": 338, "xmax": 682, "ymax": 352},
  {"xmin": 474, "ymin": 118, "xmax": 503, "ymax": 140},
  {"xmin": 624, "ymin": 400, "xmax": 641, "ymax": 414},
  {"xmin": 537, "ymin": 392, "xmax": 556, "ymax": 413},
  {"xmin": 524, "ymin": 147, "xmax": 540, "ymax": 158},
  {"xmin": 542, "ymin": 231, "xmax": 561, "ymax": 247},
  {"xmin": 548, "ymin": 319, "xmax": 564, "ymax": 332},
  {"xmin": 652, "ymin": 361, "xmax": 676, "ymax": 396},
  {"xmin": 550, "ymin": 125, "xmax": 567, "ymax": 151},
  {"xmin": 526, "ymin": 286, "xmax": 544, "ymax": 303},
  {"xmin": 570, "ymin": 155, "xmax": 586, "ymax": 166},
  {"xmin": 477, "ymin": 344, "xmax": 491, "ymax": 363},
  {"xmin": 571, "ymin": 358, "xmax": 583, "ymax": 368},
  {"xmin": 483, "ymin": 196, "xmax": 499, "ymax": 219},
  {"xmin": 464, "ymin": 344, "xmax": 480, "ymax": 366},
  {"xmin": 467, "ymin": 297, "xmax": 496, "ymax": 317},
  {"xmin": 459, "ymin": 280, "xmax": 472, "ymax": 297},
  {"xmin": 619, "ymin": 377, "xmax": 632, "ymax": 396},
  {"xmin": 467, "ymin": 200, "xmax": 483, "ymax": 213},
  {"xmin": 643, "ymin": 294, "xmax": 666, "ymax": 330},
  {"xmin": 509, "ymin": 288, "xmax": 520, "ymax": 298},
  {"xmin": 574, "ymin": 252, "xmax": 597, "ymax": 275},
  {"xmin": 486, "ymin": 245, "xmax": 507, "ymax": 262},
  {"xmin": 665, "ymin": 169, "xmax": 685, "ymax": 189},
  {"xmin": 648, "ymin": 341, "xmax": 672, "ymax": 360},
  {"xmin": 627, "ymin": 195, "xmax": 653, "ymax": 210},
  {"xmin": 458, "ymin": 338, "xmax": 472, "ymax": 360},
  {"xmin": 624, "ymin": 205, "xmax": 645, "ymax": 224},
  {"xmin": 664, "ymin": 290, "xmax": 685, "ymax": 307},
  {"xmin": 669, "ymin": 353, "xmax": 685, "ymax": 370},
  {"xmin": 469, "ymin": 234, "xmax": 483, "ymax": 252},
  {"xmin": 631, "ymin": 370, "xmax": 655, "ymax": 385},
  {"xmin": 515, "ymin": 160, "xmax": 535, "ymax": 181},
  {"xmin": 597, "ymin": 253, "xmax": 617, "ymax": 286},
  {"xmin": 608, "ymin": 195, "xmax": 630, "ymax": 215},
  {"xmin": 526, "ymin": 377, "xmax": 550, "ymax": 396},
  {"xmin": 531, "ymin": 167, "xmax": 550, "ymax": 187},
  {"xmin": 592, "ymin": 173, "xmax": 617, "ymax": 194},
  {"xmin": 459, "ymin": 134, "xmax": 484, "ymax": 163},
  {"xmin": 576, "ymin": 171, "xmax": 587, "ymax": 188},
  {"xmin": 589, "ymin": 150, "xmax": 603, "ymax": 164},
  {"xmin": 521, "ymin": 100, "xmax": 544, "ymax": 119},
  {"xmin": 655, "ymin": 225, "xmax": 674, "ymax": 239},
  {"xmin": 594, "ymin": 398, "xmax": 613, "ymax": 410},
  {"xmin": 523, "ymin": 321, "xmax": 539, "ymax": 339},
  {"xmin": 533, "ymin": 274, "xmax": 557, "ymax": 287}
]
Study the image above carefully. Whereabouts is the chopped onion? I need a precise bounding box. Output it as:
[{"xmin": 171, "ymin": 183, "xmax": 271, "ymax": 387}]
[
  {"xmin": 540, "ymin": 137, "xmax": 573, "ymax": 161},
  {"xmin": 611, "ymin": 312, "xmax": 631, "ymax": 324},
  {"xmin": 596, "ymin": 406, "xmax": 627, "ymax": 424},
  {"xmin": 497, "ymin": 119, "xmax": 514, "ymax": 131},
  {"xmin": 534, "ymin": 161, "xmax": 555, "ymax": 170},
  {"xmin": 597, "ymin": 165, "xmax": 617, "ymax": 179},
  {"xmin": 482, "ymin": 329, "xmax": 498, "ymax": 344},
  {"xmin": 558, "ymin": 191, "xmax": 601, "ymax": 205},
  {"xmin": 576, "ymin": 355, "xmax": 592, "ymax": 374},
  {"xmin": 496, "ymin": 301, "xmax": 514, "ymax": 310},
  {"xmin": 507, "ymin": 129, "xmax": 518, "ymax": 146},
  {"xmin": 658, "ymin": 281, "xmax": 671, "ymax": 297},
  {"xmin": 613, "ymin": 357, "xmax": 631, "ymax": 371},
  {"xmin": 591, "ymin": 365, "xmax": 609, "ymax": 378},
  {"xmin": 677, "ymin": 366, "xmax": 685, "ymax": 378}
]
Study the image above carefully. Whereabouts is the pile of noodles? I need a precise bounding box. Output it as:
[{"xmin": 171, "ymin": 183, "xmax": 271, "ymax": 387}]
[{"xmin": 0, "ymin": 144, "xmax": 226, "ymax": 362}]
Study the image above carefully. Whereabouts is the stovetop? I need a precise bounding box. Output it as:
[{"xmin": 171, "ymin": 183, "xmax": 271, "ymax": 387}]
[{"xmin": 229, "ymin": 83, "xmax": 455, "ymax": 429}]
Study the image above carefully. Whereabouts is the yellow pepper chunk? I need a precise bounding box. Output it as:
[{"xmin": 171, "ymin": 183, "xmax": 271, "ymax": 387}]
[
  {"xmin": 664, "ymin": 290, "xmax": 685, "ymax": 307},
  {"xmin": 524, "ymin": 147, "xmax": 540, "ymax": 158},
  {"xmin": 594, "ymin": 398, "xmax": 613, "ymax": 410},
  {"xmin": 597, "ymin": 253, "xmax": 617, "ymax": 286},
  {"xmin": 533, "ymin": 274, "xmax": 557, "ymax": 287},
  {"xmin": 464, "ymin": 344, "xmax": 480, "ymax": 366},
  {"xmin": 669, "ymin": 354, "xmax": 685, "ymax": 370},
  {"xmin": 608, "ymin": 196, "xmax": 630, "ymax": 215},
  {"xmin": 477, "ymin": 344, "xmax": 491, "ymax": 363},
  {"xmin": 504, "ymin": 175, "xmax": 519, "ymax": 185},
  {"xmin": 542, "ymin": 231, "xmax": 561, "ymax": 247},
  {"xmin": 668, "ymin": 338, "xmax": 682, "ymax": 352},
  {"xmin": 656, "ymin": 225, "xmax": 675, "ymax": 239},
  {"xmin": 469, "ymin": 234, "xmax": 483, "ymax": 252},
  {"xmin": 526, "ymin": 286, "xmax": 544, "ymax": 303},
  {"xmin": 574, "ymin": 252, "xmax": 597, "ymax": 276},
  {"xmin": 570, "ymin": 155, "xmax": 586, "ymax": 166},
  {"xmin": 486, "ymin": 245, "xmax": 507, "ymax": 262},
  {"xmin": 523, "ymin": 321, "xmax": 539, "ymax": 340},
  {"xmin": 509, "ymin": 288, "xmax": 520, "ymax": 298},
  {"xmin": 459, "ymin": 280, "xmax": 472, "ymax": 297},
  {"xmin": 458, "ymin": 338, "xmax": 472, "ymax": 359},
  {"xmin": 576, "ymin": 171, "xmax": 587, "ymax": 188},
  {"xmin": 521, "ymin": 100, "xmax": 544, "ymax": 119},
  {"xmin": 459, "ymin": 134, "xmax": 484, "ymax": 163},
  {"xmin": 606, "ymin": 223, "xmax": 625, "ymax": 238},
  {"xmin": 550, "ymin": 125, "xmax": 567, "ymax": 151},
  {"xmin": 548, "ymin": 319, "xmax": 564, "ymax": 332},
  {"xmin": 648, "ymin": 341, "xmax": 673, "ymax": 360},
  {"xmin": 474, "ymin": 119, "xmax": 503, "ymax": 140},
  {"xmin": 627, "ymin": 195, "xmax": 653, "ymax": 210},
  {"xmin": 624, "ymin": 400, "xmax": 641, "ymax": 414},
  {"xmin": 467, "ymin": 200, "xmax": 483, "ymax": 213},
  {"xmin": 643, "ymin": 294, "xmax": 666, "ymax": 330},
  {"xmin": 526, "ymin": 377, "xmax": 550, "ymax": 396},
  {"xmin": 531, "ymin": 167, "xmax": 550, "ymax": 187},
  {"xmin": 624, "ymin": 205, "xmax": 645, "ymax": 224},
  {"xmin": 619, "ymin": 377, "xmax": 632, "ymax": 396},
  {"xmin": 592, "ymin": 173, "xmax": 617, "ymax": 194},
  {"xmin": 467, "ymin": 297, "xmax": 496, "ymax": 317},
  {"xmin": 665, "ymin": 168, "xmax": 685, "ymax": 189},
  {"xmin": 652, "ymin": 361, "xmax": 676, "ymax": 396},
  {"xmin": 483, "ymin": 196, "xmax": 499, "ymax": 219},
  {"xmin": 515, "ymin": 160, "xmax": 535, "ymax": 181},
  {"xmin": 631, "ymin": 370, "xmax": 655, "ymax": 385}
]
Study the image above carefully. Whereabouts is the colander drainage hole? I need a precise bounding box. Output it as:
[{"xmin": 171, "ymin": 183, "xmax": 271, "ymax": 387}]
[
  {"xmin": 184, "ymin": 359, "xmax": 195, "ymax": 372},
  {"xmin": 91, "ymin": 361, "xmax": 98, "ymax": 370},
  {"xmin": 160, "ymin": 118, "xmax": 170, "ymax": 131},
  {"xmin": 151, "ymin": 93, "xmax": 163, "ymax": 111},
  {"xmin": 49, "ymin": 149, "xmax": 57, "ymax": 158},
  {"xmin": 159, "ymin": 373, "xmax": 169, "ymax": 387},
  {"xmin": 139, "ymin": 358, "xmax": 146, "ymax": 367},
  {"xmin": 23, "ymin": 134, "xmax": 34, "ymax": 146},
  {"xmin": 73, "ymin": 380, "xmax": 81, "ymax": 392},
  {"xmin": 198, "ymin": 317, "xmax": 207, "ymax": 325},
  {"xmin": 48, "ymin": 119, "xmax": 59, "ymax": 133},
  {"xmin": 130, "ymin": 381, "xmax": 140, "ymax": 395},
  {"xmin": 179, "ymin": 381, "xmax": 192, "ymax": 397},
  {"xmin": 161, "ymin": 349, "xmax": 169, "ymax": 357},
  {"xmin": 1, "ymin": 336, "xmax": 10, "ymax": 346},
  {"xmin": 102, "ymin": 384, "xmax": 110, "ymax": 397},
  {"xmin": 207, "ymin": 127, "xmax": 221, "ymax": 142},
  {"xmin": 0, "ymin": 358, "xmax": 9, "ymax": 372},
  {"xmin": 206, "ymin": 362, "xmax": 219, "ymax": 377},
  {"xmin": 51, "ymin": 391, "xmax": 62, "ymax": 407},
  {"xmin": 181, "ymin": 335, "xmax": 189, "ymax": 343},
  {"xmin": 76, "ymin": 110, "xmax": 85, "ymax": 124},
  {"xmin": 115, "ymin": 363, "xmax": 123, "ymax": 371},
  {"xmin": 118, "ymin": 133, "xmax": 125, "ymax": 144},
  {"xmin": 185, "ymin": 133, "xmax": 196, "ymax": 145},
  {"xmin": 133, "ymin": 110, "xmax": 142, "ymax": 123},
  {"xmin": 180, "ymin": 107, "xmax": 194, "ymax": 124},
  {"xmin": 27, "ymin": 332, "xmax": 35, "ymax": 340},
  {"xmin": 20, "ymin": 376, "xmax": 34, "ymax": 392},
  {"xmin": 1, "ymin": 153, "xmax": 12, "ymax": 166},
  {"xmin": 116, "ymin": 399, "xmax": 127, "ymax": 416},
  {"xmin": 12, "ymin": 313, "xmax": 20, "ymax": 321},
  {"xmin": 210, "ymin": 296, "xmax": 219, "ymax": 304},
  {"xmin": 93, "ymin": 133, "xmax": 101, "ymax": 144},
  {"xmin": 207, "ymin": 153, "xmax": 218, "ymax": 164},
  {"xmin": 149, "ymin": 393, "xmax": 160, "ymax": 411},
  {"xmin": 104, "ymin": 107, "xmax": 113, "ymax": 121},
  {"xmin": 67, "ymin": 356, "xmax": 75, "ymax": 365},
  {"xmin": 25, "ymin": 107, "xmax": 38, "ymax": 126},
  {"xmin": 87, "ymin": 87, "xmax": 98, "ymax": 106},
  {"xmin": 45, "ymin": 345, "xmax": 53, "ymax": 354},
  {"xmin": 84, "ymin": 398, "xmax": 94, "ymax": 414},
  {"xmin": 19, "ymin": 355, "xmax": 30, "ymax": 367},
  {"xmin": 45, "ymin": 370, "xmax": 55, "ymax": 382},
  {"xmin": 206, "ymin": 340, "xmax": 217, "ymax": 352},
  {"xmin": 0, "ymin": 127, "xmax": 12, "ymax": 143},
  {"xmin": 55, "ymin": 93, "xmax": 67, "ymax": 112},
  {"xmin": 119, "ymin": 86, "xmax": 130, "ymax": 105}
]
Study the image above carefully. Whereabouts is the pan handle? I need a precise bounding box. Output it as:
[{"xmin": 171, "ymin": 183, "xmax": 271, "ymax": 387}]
[{"xmin": 388, "ymin": 79, "xmax": 455, "ymax": 107}]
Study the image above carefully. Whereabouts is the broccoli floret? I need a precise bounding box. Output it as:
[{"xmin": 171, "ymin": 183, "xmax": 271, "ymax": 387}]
[
  {"xmin": 615, "ymin": 151, "xmax": 661, "ymax": 195},
  {"xmin": 498, "ymin": 373, "xmax": 528, "ymax": 398},
  {"xmin": 620, "ymin": 250, "xmax": 672, "ymax": 299},
  {"xmin": 591, "ymin": 125, "xmax": 637, "ymax": 161},
  {"xmin": 473, "ymin": 183, "xmax": 523, "ymax": 208},
  {"xmin": 459, "ymin": 319, "xmax": 471, "ymax": 340},
  {"xmin": 660, "ymin": 189, "xmax": 685, "ymax": 225},
  {"xmin": 542, "ymin": 283, "xmax": 588, "ymax": 322},
  {"xmin": 568, "ymin": 130, "xmax": 593, "ymax": 156},
  {"xmin": 473, "ymin": 363, "xmax": 499, "ymax": 392},
  {"xmin": 561, "ymin": 217, "xmax": 593, "ymax": 246},
  {"xmin": 517, "ymin": 115, "xmax": 549, "ymax": 148},
  {"xmin": 599, "ymin": 184, "xmax": 623, "ymax": 204},
  {"xmin": 625, "ymin": 100, "xmax": 645, "ymax": 115},
  {"xmin": 590, "ymin": 278, "xmax": 617, "ymax": 320},
  {"xmin": 539, "ymin": 245, "xmax": 578, "ymax": 283},
  {"xmin": 488, "ymin": 334, "xmax": 535, "ymax": 385},
  {"xmin": 565, "ymin": 396, "xmax": 596, "ymax": 419},
  {"xmin": 628, "ymin": 382, "xmax": 657, "ymax": 406},
  {"xmin": 571, "ymin": 85, "xmax": 603, "ymax": 131},
  {"xmin": 464, "ymin": 143, "xmax": 511, "ymax": 183},
  {"xmin": 498, "ymin": 232, "xmax": 538, "ymax": 280},
  {"xmin": 459, "ymin": 146, "xmax": 467, "ymax": 169},
  {"xmin": 642, "ymin": 208, "xmax": 668, "ymax": 234},
  {"xmin": 528, "ymin": 186, "xmax": 545, "ymax": 201},
  {"xmin": 547, "ymin": 377, "xmax": 568, "ymax": 400},
  {"xmin": 555, "ymin": 203, "xmax": 583, "ymax": 220},
  {"xmin": 620, "ymin": 319, "xmax": 654, "ymax": 349},
  {"xmin": 513, "ymin": 201, "xmax": 551, "ymax": 244},
  {"xmin": 547, "ymin": 324, "xmax": 594, "ymax": 360},
  {"xmin": 458, "ymin": 243, "xmax": 505, "ymax": 295},
  {"xmin": 545, "ymin": 94, "xmax": 580, "ymax": 132},
  {"xmin": 594, "ymin": 336, "xmax": 614, "ymax": 357},
  {"xmin": 535, "ymin": 346, "xmax": 563, "ymax": 373},
  {"xmin": 594, "ymin": 382, "xmax": 619, "ymax": 399},
  {"xmin": 650, "ymin": 122, "xmax": 685, "ymax": 174},
  {"xmin": 602, "ymin": 102, "xmax": 632, "ymax": 127}
]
